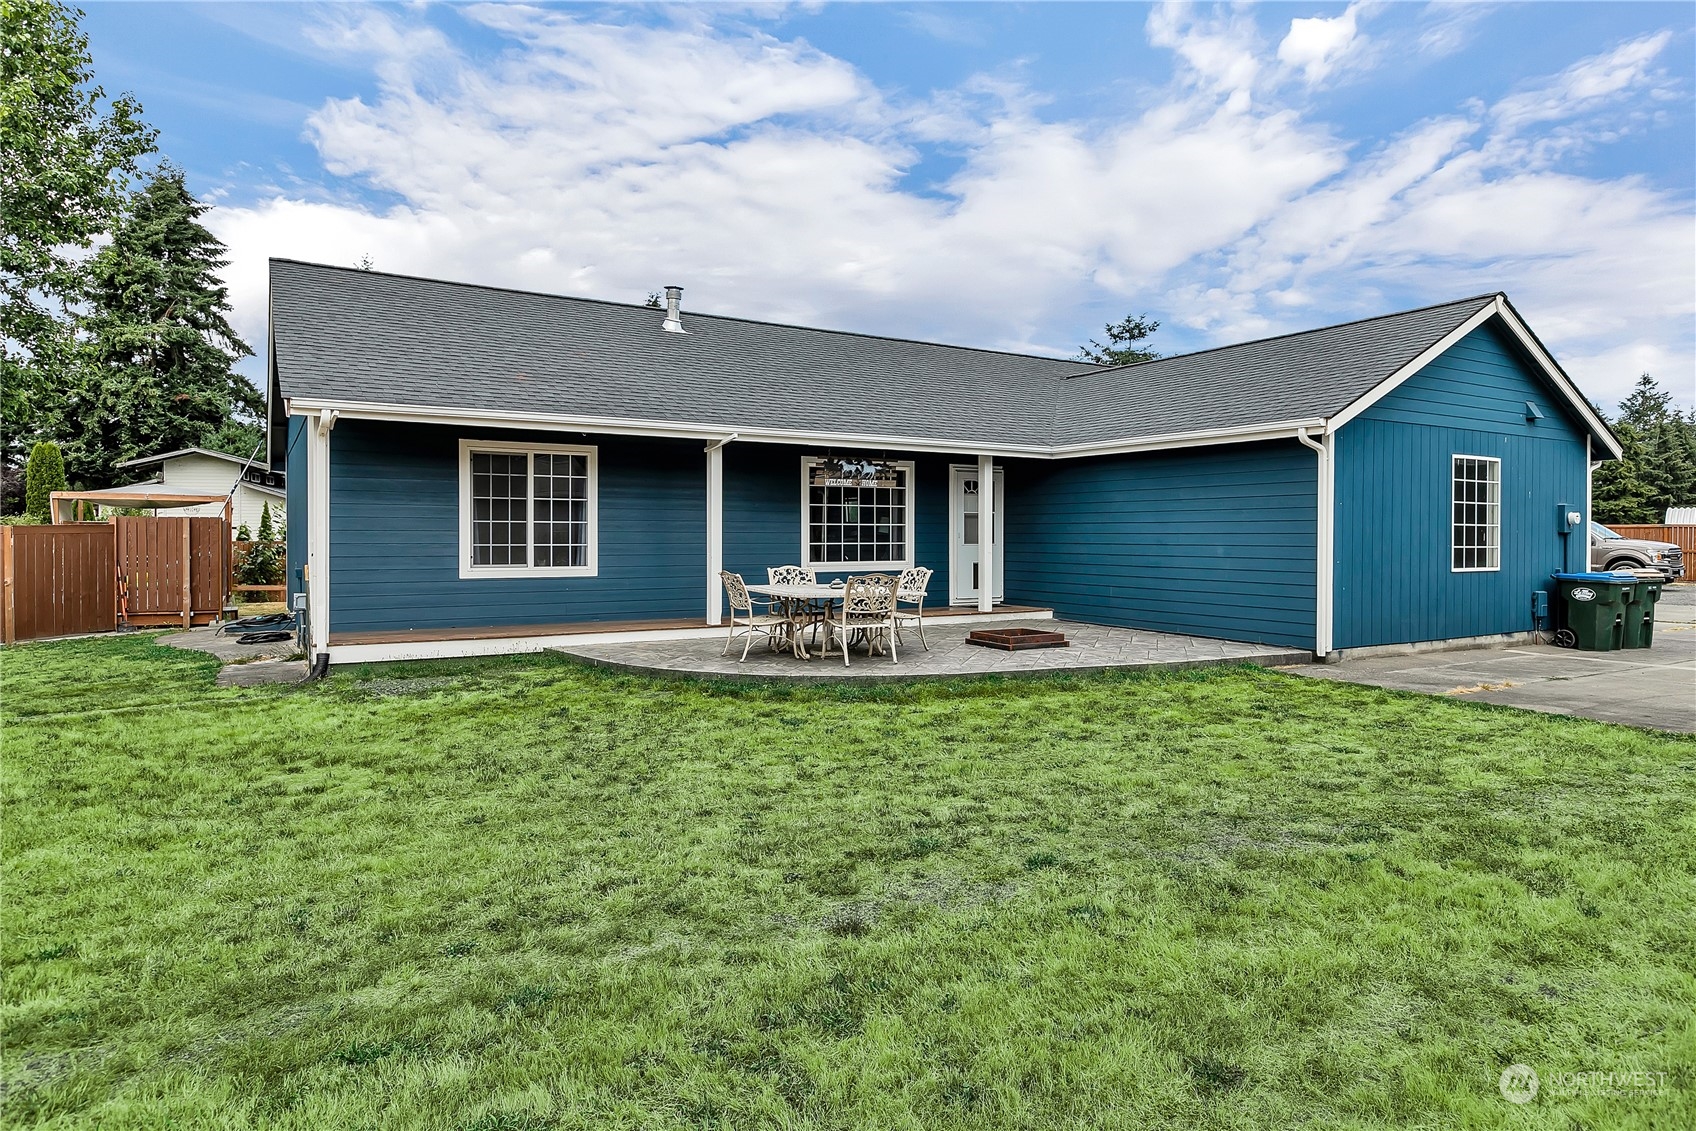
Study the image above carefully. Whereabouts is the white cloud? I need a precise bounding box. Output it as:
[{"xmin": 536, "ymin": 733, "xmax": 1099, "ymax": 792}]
[
  {"xmin": 211, "ymin": 4, "xmax": 1693, "ymax": 412},
  {"xmin": 1277, "ymin": 4, "xmax": 1365, "ymax": 85}
]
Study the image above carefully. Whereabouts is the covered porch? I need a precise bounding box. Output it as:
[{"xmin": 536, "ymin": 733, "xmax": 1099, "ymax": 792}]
[{"xmin": 298, "ymin": 411, "xmax": 1030, "ymax": 666}]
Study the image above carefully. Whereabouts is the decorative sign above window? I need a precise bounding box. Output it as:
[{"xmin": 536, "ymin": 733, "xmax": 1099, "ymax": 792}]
[{"xmin": 809, "ymin": 457, "xmax": 901, "ymax": 487}]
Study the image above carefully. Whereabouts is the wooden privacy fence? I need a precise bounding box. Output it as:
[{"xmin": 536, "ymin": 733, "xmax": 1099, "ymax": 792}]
[
  {"xmin": 116, "ymin": 516, "xmax": 229, "ymax": 628},
  {"xmin": 1609, "ymin": 524, "xmax": 1696, "ymax": 575},
  {"xmin": 1, "ymin": 516, "xmax": 230, "ymax": 644},
  {"xmin": 1, "ymin": 524, "xmax": 117, "ymax": 644}
]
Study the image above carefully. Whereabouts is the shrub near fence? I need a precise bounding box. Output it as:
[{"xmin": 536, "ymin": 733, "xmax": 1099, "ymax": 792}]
[
  {"xmin": 232, "ymin": 539, "xmax": 286, "ymax": 599},
  {"xmin": 1608, "ymin": 524, "xmax": 1696, "ymax": 578}
]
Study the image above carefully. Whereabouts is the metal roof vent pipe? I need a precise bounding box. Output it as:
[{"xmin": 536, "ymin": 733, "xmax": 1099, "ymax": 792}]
[{"xmin": 661, "ymin": 284, "xmax": 685, "ymax": 333}]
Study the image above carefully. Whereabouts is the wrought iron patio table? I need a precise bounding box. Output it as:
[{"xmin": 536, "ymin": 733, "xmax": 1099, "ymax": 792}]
[{"xmin": 744, "ymin": 582, "xmax": 844, "ymax": 659}]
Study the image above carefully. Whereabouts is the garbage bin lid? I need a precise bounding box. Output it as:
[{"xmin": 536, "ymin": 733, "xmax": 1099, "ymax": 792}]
[{"xmin": 1551, "ymin": 571, "xmax": 1638, "ymax": 582}]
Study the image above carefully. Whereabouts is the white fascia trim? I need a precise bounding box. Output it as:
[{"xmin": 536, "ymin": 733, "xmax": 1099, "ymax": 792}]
[
  {"xmin": 284, "ymin": 397, "xmax": 1327, "ymax": 461},
  {"xmin": 1327, "ymin": 296, "xmax": 1623, "ymax": 460},
  {"xmin": 1048, "ymin": 419, "xmax": 1328, "ymax": 458}
]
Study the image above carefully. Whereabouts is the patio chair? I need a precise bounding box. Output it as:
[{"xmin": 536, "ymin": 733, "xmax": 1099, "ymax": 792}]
[
  {"xmin": 893, "ymin": 566, "xmax": 934, "ymax": 650},
  {"xmin": 719, "ymin": 571, "xmax": 785, "ymax": 662},
  {"xmin": 766, "ymin": 565, "xmax": 817, "ymax": 585},
  {"xmin": 768, "ymin": 565, "xmax": 822, "ymax": 648},
  {"xmin": 821, "ymin": 573, "xmax": 900, "ymax": 667}
]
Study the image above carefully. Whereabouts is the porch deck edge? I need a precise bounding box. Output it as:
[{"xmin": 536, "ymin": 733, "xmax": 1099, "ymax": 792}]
[
  {"xmin": 560, "ymin": 647, "xmax": 1314, "ymax": 684},
  {"xmin": 326, "ymin": 606, "xmax": 1052, "ymax": 665}
]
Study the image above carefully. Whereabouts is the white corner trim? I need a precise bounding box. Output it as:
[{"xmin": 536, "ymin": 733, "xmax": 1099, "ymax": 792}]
[
  {"xmin": 457, "ymin": 439, "xmax": 598, "ymax": 579},
  {"xmin": 798, "ymin": 457, "xmax": 917, "ymax": 573}
]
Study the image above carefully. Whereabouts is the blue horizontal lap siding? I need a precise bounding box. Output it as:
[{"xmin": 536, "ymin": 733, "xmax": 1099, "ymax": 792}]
[
  {"xmin": 327, "ymin": 422, "xmax": 705, "ymax": 632},
  {"xmin": 1333, "ymin": 321, "xmax": 1591, "ymax": 649},
  {"xmin": 1003, "ymin": 443, "xmax": 1317, "ymax": 649}
]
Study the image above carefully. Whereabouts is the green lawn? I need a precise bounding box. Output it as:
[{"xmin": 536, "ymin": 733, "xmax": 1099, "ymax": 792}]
[{"xmin": 3, "ymin": 635, "xmax": 1693, "ymax": 1130}]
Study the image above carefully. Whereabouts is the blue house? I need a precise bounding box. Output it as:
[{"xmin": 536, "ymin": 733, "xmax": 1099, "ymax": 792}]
[{"xmin": 268, "ymin": 260, "xmax": 1620, "ymax": 666}]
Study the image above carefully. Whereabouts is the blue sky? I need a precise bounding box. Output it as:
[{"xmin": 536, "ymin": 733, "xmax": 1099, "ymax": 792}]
[{"xmin": 81, "ymin": 2, "xmax": 1695, "ymax": 410}]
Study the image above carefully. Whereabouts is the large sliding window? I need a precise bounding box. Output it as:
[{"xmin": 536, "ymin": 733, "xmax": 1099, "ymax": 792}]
[
  {"xmin": 459, "ymin": 440, "xmax": 597, "ymax": 578},
  {"xmin": 1451, "ymin": 454, "xmax": 1500, "ymax": 572},
  {"xmin": 801, "ymin": 458, "xmax": 915, "ymax": 571}
]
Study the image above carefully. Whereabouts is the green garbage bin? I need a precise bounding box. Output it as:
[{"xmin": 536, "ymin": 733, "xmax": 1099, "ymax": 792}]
[
  {"xmin": 1551, "ymin": 572, "xmax": 1636, "ymax": 651},
  {"xmin": 1621, "ymin": 570, "xmax": 1666, "ymax": 649}
]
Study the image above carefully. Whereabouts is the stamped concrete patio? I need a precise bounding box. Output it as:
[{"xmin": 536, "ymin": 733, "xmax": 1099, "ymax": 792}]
[{"xmin": 555, "ymin": 618, "xmax": 1310, "ymax": 681}]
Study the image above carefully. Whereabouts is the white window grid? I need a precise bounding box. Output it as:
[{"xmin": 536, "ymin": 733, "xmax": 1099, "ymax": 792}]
[
  {"xmin": 459, "ymin": 440, "xmax": 597, "ymax": 578},
  {"xmin": 800, "ymin": 459, "xmax": 916, "ymax": 572},
  {"xmin": 1451, "ymin": 454, "xmax": 1501, "ymax": 572}
]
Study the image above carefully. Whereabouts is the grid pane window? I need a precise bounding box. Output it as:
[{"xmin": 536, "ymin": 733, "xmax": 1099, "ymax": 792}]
[
  {"xmin": 533, "ymin": 453, "xmax": 589, "ymax": 568},
  {"xmin": 465, "ymin": 445, "xmax": 594, "ymax": 574},
  {"xmin": 470, "ymin": 452, "xmax": 528, "ymax": 566},
  {"xmin": 1451, "ymin": 456, "xmax": 1500, "ymax": 571},
  {"xmin": 806, "ymin": 462, "xmax": 909, "ymax": 567}
]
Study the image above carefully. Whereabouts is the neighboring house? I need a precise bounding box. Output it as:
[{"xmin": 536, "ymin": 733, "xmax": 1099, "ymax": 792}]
[
  {"xmin": 109, "ymin": 447, "xmax": 285, "ymax": 534},
  {"xmin": 268, "ymin": 259, "xmax": 1621, "ymax": 667},
  {"xmin": 1666, "ymin": 507, "xmax": 1696, "ymax": 524}
]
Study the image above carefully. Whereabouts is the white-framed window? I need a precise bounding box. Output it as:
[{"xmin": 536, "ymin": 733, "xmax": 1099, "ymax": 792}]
[
  {"xmin": 458, "ymin": 440, "xmax": 597, "ymax": 579},
  {"xmin": 800, "ymin": 457, "xmax": 916, "ymax": 572},
  {"xmin": 1451, "ymin": 454, "xmax": 1500, "ymax": 572}
]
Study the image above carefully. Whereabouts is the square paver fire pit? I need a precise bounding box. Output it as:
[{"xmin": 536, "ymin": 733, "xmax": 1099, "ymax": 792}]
[{"xmin": 966, "ymin": 627, "xmax": 1071, "ymax": 651}]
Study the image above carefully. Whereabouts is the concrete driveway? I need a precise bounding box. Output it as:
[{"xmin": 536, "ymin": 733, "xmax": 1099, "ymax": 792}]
[{"xmin": 1289, "ymin": 584, "xmax": 1696, "ymax": 733}]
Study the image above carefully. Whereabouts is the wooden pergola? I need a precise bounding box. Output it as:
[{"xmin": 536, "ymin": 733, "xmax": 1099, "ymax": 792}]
[{"xmin": 49, "ymin": 489, "xmax": 232, "ymax": 525}]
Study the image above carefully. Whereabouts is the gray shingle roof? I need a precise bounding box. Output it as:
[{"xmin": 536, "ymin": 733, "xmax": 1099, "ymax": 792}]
[
  {"xmin": 270, "ymin": 259, "xmax": 1500, "ymax": 450},
  {"xmin": 1055, "ymin": 295, "xmax": 1497, "ymax": 445}
]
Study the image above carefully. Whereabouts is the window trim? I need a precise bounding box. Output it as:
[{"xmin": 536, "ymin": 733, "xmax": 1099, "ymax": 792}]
[
  {"xmin": 458, "ymin": 439, "xmax": 598, "ymax": 579},
  {"xmin": 1450, "ymin": 453, "xmax": 1501, "ymax": 574},
  {"xmin": 798, "ymin": 457, "xmax": 917, "ymax": 573}
]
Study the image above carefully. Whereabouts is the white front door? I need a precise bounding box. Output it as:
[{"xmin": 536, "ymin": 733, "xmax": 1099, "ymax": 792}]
[{"xmin": 949, "ymin": 465, "xmax": 1004, "ymax": 605}]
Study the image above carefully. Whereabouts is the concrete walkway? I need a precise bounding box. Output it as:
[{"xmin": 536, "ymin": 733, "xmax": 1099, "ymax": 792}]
[
  {"xmin": 158, "ymin": 625, "xmax": 307, "ymax": 687},
  {"xmin": 1289, "ymin": 585, "xmax": 1696, "ymax": 733},
  {"xmin": 558, "ymin": 619, "xmax": 1308, "ymax": 681}
]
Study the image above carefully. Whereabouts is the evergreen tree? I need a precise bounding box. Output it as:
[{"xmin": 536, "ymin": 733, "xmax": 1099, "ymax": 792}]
[
  {"xmin": 2, "ymin": 0, "xmax": 156, "ymax": 465},
  {"xmin": 1078, "ymin": 313, "xmax": 1161, "ymax": 366},
  {"xmin": 1591, "ymin": 374, "xmax": 1696, "ymax": 523},
  {"xmin": 23, "ymin": 439, "xmax": 65, "ymax": 519},
  {"xmin": 53, "ymin": 165, "xmax": 258, "ymax": 487}
]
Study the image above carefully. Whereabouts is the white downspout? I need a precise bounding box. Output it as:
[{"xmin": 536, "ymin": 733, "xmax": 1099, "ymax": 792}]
[
  {"xmin": 704, "ymin": 434, "xmax": 736, "ymax": 626},
  {"xmin": 1296, "ymin": 427, "xmax": 1333, "ymax": 659},
  {"xmin": 307, "ymin": 409, "xmax": 337, "ymax": 665}
]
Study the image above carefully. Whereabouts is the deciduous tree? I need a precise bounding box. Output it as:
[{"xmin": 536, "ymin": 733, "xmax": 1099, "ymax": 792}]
[{"xmin": 1, "ymin": 0, "xmax": 155, "ymax": 464}]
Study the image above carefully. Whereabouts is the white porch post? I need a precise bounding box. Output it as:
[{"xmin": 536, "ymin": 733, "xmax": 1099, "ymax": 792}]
[
  {"xmin": 706, "ymin": 439, "xmax": 725, "ymax": 625},
  {"xmin": 977, "ymin": 453, "xmax": 995, "ymax": 612},
  {"xmin": 306, "ymin": 409, "xmax": 337, "ymax": 660}
]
